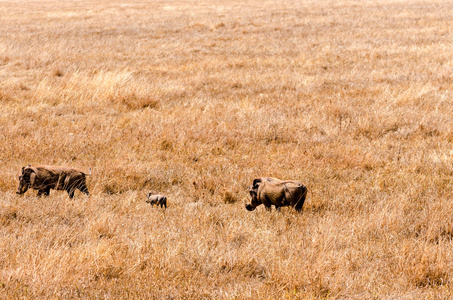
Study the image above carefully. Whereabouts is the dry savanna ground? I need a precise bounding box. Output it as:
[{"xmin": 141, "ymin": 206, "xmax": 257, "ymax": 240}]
[{"xmin": 1, "ymin": 0, "xmax": 453, "ymax": 298}]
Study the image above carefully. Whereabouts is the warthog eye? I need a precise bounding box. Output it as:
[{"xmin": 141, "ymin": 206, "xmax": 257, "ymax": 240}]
[{"xmin": 19, "ymin": 175, "xmax": 30, "ymax": 184}]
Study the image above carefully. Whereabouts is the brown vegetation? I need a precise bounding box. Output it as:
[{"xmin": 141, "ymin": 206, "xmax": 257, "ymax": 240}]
[{"xmin": 1, "ymin": 0, "xmax": 453, "ymax": 298}]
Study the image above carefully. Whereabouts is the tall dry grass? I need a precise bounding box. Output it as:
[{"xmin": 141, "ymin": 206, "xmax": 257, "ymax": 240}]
[{"xmin": 1, "ymin": 0, "xmax": 453, "ymax": 298}]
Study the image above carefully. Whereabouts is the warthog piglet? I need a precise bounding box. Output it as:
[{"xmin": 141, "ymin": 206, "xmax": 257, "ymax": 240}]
[{"xmin": 146, "ymin": 192, "xmax": 167, "ymax": 209}]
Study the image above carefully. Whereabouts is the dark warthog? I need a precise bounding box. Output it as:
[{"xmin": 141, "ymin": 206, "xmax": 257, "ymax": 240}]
[
  {"xmin": 146, "ymin": 192, "xmax": 167, "ymax": 209},
  {"xmin": 16, "ymin": 165, "xmax": 90, "ymax": 198},
  {"xmin": 245, "ymin": 177, "xmax": 307, "ymax": 212}
]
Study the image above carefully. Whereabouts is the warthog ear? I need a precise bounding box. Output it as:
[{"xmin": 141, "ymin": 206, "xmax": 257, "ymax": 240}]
[{"xmin": 252, "ymin": 178, "xmax": 262, "ymax": 188}]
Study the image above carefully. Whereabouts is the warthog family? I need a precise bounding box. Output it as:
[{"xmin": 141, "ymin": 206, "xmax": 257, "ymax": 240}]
[
  {"xmin": 16, "ymin": 165, "xmax": 308, "ymax": 213},
  {"xmin": 146, "ymin": 192, "xmax": 167, "ymax": 209},
  {"xmin": 245, "ymin": 177, "xmax": 307, "ymax": 212},
  {"xmin": 16, "ymin": 165, "xmax": 90, "ymax": 198}
]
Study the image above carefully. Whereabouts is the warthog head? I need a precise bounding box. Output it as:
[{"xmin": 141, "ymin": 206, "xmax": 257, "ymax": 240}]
[
  {"xmin": 16, "ymin": 166, "xmax": 31, "ymax": 195},
  {"xmin": 245, "ymin": 179, "xmax": 261, "ymax": 211},
  {"xmin": 146, "ymin": 192, "xmax": 155, "ymax": 204}
]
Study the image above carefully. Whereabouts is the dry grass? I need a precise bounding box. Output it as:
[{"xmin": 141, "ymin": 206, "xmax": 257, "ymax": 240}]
[{"xmin": 1, "ymin": 0, "xmax": 453, "ymax": 298}]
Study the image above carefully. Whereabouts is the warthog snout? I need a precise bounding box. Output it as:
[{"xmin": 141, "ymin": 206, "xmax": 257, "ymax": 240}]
[
  {"xmin": 16, "ymin": 175, "xmax": 29, "ymax": 195},
  {"xmin": 245, "ymin": 204, "xmax": 256, "ymax": 211}
]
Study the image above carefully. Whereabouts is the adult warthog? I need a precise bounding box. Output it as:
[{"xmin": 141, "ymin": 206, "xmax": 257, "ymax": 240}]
[
  {"xmin": 245, "ymin": 177, "xmax": 307, "ymax": 212},
  {"xmin": 16, "ymin": 165, "xmax": 90, "ymax": 198}
]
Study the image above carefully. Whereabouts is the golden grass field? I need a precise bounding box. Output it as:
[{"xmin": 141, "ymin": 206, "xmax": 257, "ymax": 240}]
[{"xmin": 1, "ymin": 0, "xmax": 453, "ymax": 298}]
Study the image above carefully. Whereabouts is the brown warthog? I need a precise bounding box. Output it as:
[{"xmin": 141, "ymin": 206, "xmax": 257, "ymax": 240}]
[
  {"xmin": 16, "ymin": 165, "xmax": 90, "ymax": 198},
  {"xmin": 245, "ymin": 177, "xmax": 307, "ymax": 212},
  {"xmin": 146, "ymin": 192, "xmax": 167, "ymax": 209}
]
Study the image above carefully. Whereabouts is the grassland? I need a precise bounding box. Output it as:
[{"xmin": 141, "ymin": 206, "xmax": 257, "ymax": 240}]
[{"xmin": 1, "ymin": 0, "xmax": 453, "ymax": 298}]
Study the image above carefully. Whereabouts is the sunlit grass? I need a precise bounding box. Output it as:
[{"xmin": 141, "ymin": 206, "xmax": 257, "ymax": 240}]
[{"xmin": 1, "ymin": 0, "xmax": 453, "ymax": 298}]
